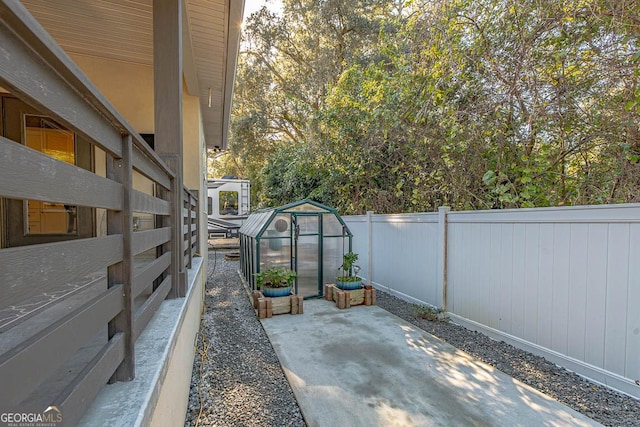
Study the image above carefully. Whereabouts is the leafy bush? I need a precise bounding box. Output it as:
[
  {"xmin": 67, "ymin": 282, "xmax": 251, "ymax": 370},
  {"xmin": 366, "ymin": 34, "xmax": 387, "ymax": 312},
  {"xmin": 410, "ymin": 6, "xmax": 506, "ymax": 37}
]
[
  {"xmin": 256, "ymin": 267, "xmax": 296, "ymax": 289},
  {"xmin": 415, "ymin": 305, "xmax": 446, "ymax": 322}
]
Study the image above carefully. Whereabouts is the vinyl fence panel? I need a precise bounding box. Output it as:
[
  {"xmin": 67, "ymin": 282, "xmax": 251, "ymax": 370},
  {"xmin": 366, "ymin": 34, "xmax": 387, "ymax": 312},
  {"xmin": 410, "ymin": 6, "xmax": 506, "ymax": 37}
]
[{"xmin": 344, "ymin": 213, "xmax": 441, "ymax": 306}]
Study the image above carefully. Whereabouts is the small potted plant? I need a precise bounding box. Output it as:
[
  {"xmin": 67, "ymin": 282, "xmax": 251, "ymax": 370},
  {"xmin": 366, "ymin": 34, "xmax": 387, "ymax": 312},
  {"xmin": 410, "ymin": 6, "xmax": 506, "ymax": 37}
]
[
  {"xmin": 256, "ymin": 266, "xmax": 296, "ymax": 297},
  {"xmin": 336, "ymin": 251, "xmax": 362, "ymax": 290}
]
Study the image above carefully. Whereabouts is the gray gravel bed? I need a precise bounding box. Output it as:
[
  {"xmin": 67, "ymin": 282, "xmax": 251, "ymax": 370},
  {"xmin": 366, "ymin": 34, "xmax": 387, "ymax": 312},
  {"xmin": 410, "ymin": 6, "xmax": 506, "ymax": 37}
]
[
  {"xmin": 185, "ymin": 250, "xmax": 305, "ymax": 427},
  {"xmin": 376, "ymin": 291, "xmax": 640, "ymax": 427},
  {"xmin": 187, "ymin": 252, "xmax": 639, "ymax": 427}
]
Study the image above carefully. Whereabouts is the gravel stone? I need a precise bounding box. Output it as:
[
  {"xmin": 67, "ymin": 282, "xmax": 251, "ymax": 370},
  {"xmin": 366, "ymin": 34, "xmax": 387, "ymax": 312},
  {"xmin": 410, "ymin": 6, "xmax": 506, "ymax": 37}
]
[
  {"xmin": 185, "ymin": 249, "xmax": 306, "ymax": 427},
  {"xmin": 187, "ymin": 250, "xmax": 639, "ymax": 427}
]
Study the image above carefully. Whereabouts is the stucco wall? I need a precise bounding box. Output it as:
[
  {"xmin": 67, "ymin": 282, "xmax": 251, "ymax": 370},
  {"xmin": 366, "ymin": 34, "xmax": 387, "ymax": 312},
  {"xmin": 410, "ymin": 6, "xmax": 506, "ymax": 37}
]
[
  {"xmin": 71, "ymin": 54, "xmax": 207, "ymax": 245},
  {"xmin": 70, "ymin": 54, "xmax": 155, "ymax": 133},
  {"xmin": 182, "ymin": 88, "xmax": 204, "ymax": 191},
  {"xmin": 70, "ymin": 54, "xmax": 205, "ymax": 190}
]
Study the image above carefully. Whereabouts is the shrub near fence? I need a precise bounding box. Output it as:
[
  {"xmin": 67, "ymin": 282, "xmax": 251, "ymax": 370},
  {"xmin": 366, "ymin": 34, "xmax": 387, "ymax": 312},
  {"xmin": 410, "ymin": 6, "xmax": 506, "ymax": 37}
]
[{"xmin": 344, "ymin": 203, "xmax": 640, "ymax": 399}]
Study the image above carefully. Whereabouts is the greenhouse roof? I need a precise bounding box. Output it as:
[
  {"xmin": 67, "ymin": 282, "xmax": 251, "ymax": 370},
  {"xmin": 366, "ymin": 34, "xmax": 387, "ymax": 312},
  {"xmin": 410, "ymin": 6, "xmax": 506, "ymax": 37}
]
[{"xmin": 239, "ymin": 199, "xmax": 350, "ymax": 238}]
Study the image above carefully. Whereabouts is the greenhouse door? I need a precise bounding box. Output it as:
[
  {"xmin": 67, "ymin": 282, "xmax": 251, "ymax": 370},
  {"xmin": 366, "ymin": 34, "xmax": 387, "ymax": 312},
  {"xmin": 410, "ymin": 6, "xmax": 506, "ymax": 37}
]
[{"xmin": 292, "ymin": 213, "xmax": 322, "ymax": 298}]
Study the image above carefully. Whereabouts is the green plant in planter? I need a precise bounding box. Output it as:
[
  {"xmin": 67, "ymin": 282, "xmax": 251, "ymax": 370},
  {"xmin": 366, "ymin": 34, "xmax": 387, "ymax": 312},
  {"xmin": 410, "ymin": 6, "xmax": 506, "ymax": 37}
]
[
  {"xmin": 336, "ymin": 252, "xmax": 362, "ymax": 290},
  {"xmin": 256, "ymin": 266, "xmax": 296, "ymax": 289},
  {"xmin": 339, "ymin": 252, "xmax": 359, "ymax": 281}
]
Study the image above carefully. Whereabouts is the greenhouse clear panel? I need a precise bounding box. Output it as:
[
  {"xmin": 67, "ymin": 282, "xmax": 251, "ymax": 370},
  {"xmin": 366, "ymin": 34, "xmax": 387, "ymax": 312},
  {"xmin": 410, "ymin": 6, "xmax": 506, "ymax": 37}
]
[
  {"xmin": 259, "ymin": 238, "xmax": 291, "ymax": 271},
  {"xmin": 296, "ymin": 214, "xmax": 319, "ymax": 235},
  {"xmin": 284, "ymin": 203, "xmax": 327, "ymax": 213},
  {"xmin": 323, "ymin": 214, "xmax": 344, "ymax": 236},
  {"xmin": 265, "ymin": 213, "xmax": 291, "ymax": 236},
  {"xmin": 323, "ymin": 237, "xmax": 344, "ymax": 285},
  {"xmin": 296, "ymin": 234, "xmax": 320, "ymax": 297}
]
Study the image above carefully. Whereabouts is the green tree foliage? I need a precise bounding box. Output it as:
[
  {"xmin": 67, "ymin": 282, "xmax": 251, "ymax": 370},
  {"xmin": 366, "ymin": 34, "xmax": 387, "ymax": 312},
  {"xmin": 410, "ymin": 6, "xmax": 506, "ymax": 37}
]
[
  {"xmin": 219, "ymin": 0, "xmax": 639, "ymax": 214},
  {"xmin": 260, "ymin": 143, "xmax": 335, "ymax": 206},
  {"xmin": 218, "ymin": 0, "xmax": 395, "ymax": 208}
]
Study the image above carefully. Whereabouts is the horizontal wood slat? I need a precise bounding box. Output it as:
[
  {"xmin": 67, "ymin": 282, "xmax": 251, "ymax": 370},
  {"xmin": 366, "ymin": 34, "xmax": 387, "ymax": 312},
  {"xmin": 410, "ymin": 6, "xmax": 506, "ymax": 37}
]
[
  {"xmin": 133, "ymin": 276, "xmax": 171, "ymax": 340},
  {"xmin": 0, "ymin": 5, "xmax": 123, "ymax": 156},
  {"xmin": 132, "ymin": 145, "xmax": 171, "ymax": 190},
  {"xmin": 0, "ymin": 236, "xmax": 122, "ymax": 307},
  {"xmin": 54, "ymin": 333, "xmax": 125, "ymax": 427},
  {"xmin": 0, "ymin": 285, "xmax": 123, "ymax": 406},
  {"xmin": 133, "ymin": 252, "xmax": 171, "ymax": 298},
  {"xmin": 0, "ymin": 137, "xmax": 123, "ymax": 209},
  {"xmin": 132, "ymin": 227, "xmax": 171, "ymax": 255},
  {"xmin": 132, "ymin": 190, "xmax": 171, "ymax": 215}
]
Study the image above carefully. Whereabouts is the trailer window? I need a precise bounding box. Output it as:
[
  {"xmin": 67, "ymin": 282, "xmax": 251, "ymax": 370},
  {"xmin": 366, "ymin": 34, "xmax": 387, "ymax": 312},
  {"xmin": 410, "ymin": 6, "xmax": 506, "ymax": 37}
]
[{"xmin": 219, "ymin": 191, "xmax": 239, "ymax": 215}]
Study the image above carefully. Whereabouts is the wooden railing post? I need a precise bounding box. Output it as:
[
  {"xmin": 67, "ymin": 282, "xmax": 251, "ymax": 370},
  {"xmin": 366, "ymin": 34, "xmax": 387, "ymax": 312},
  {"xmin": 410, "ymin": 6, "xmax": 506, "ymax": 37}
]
[
  {"xmin": 194, "ymin": 189, "xmax": 200, "ymax": 257},
  {"xmin": 106, "ymin": 135, "xmax": 134, "ymax": 381},
  {"xmin": 185, "ymin": 189, "xmax": 192, "ymax": 269},
  {"xmin": 153, "ymin": 0, "xmax": 185, "ymax": 298},
  {"xmin": 160, "ymin": 156, "xmax": 186, "ymax": 298}
]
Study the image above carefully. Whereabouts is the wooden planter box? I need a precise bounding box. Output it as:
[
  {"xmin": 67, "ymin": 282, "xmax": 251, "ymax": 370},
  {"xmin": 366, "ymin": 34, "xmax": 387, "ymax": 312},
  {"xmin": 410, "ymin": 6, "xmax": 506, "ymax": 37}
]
[
  {"xmin": 324, "ymin": 284, "xmax": 376, "ymax": 309},
  {"xmin": 253, "ymin": 291, "xmax": 304, "ymax": 319}
]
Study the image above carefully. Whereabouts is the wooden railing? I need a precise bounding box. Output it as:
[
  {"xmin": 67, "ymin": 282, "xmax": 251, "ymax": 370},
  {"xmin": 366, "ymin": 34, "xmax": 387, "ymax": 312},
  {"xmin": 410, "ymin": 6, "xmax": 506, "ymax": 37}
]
[
  {"xmin": 184, "ymin": 188, "xmax": 200, "ymax": 270},
  {"xmin": 0, "ymin": 2, "xmax": 199, "ymax": 425}
]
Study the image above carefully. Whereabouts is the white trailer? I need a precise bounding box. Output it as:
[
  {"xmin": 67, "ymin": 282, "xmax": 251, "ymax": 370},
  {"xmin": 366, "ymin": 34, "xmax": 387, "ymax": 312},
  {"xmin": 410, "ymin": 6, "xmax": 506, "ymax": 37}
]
[{"xmin": 206, "ymin": 178, "xmax": 250, "ymax": 238}]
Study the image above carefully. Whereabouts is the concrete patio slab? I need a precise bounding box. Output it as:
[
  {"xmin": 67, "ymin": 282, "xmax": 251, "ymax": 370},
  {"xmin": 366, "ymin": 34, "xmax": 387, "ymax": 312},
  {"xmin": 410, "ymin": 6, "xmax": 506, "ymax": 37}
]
[{"xmin": 260, "ymin": 299, "xmax": 601, "ymax": 427}]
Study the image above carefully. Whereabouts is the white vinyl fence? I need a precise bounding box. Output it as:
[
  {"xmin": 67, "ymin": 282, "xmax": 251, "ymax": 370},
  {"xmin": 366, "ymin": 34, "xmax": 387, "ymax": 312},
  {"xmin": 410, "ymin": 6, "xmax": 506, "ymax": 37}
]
[{"xmin": 343, "ymin": 204, "xmax": 640, "ymax": 399}]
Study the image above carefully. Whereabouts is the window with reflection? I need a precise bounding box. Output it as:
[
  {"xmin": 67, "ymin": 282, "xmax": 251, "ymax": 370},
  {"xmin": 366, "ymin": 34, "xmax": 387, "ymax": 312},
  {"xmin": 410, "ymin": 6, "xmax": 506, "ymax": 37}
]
[
  {"xmin": 219, "ymin": 191, "xmax": 239, "ymax": 215},
  {"xmin": 24, "ymin": 115, "xmax": 77, "ymax": 235}
]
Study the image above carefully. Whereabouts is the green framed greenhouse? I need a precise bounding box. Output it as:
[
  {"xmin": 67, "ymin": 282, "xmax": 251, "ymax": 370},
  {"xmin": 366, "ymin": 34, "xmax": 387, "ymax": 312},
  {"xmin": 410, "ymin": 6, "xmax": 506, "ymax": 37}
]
[{"xmin": 239, "ymin": 200, "xmax": 353, "ymax": 299}]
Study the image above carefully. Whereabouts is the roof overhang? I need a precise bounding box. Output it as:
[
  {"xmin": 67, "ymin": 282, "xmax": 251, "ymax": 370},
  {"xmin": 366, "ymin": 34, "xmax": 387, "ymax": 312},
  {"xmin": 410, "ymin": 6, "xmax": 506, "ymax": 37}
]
[{"xmin": 21, "ymin": 0, "xmax": 244, "ymax": 151}]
